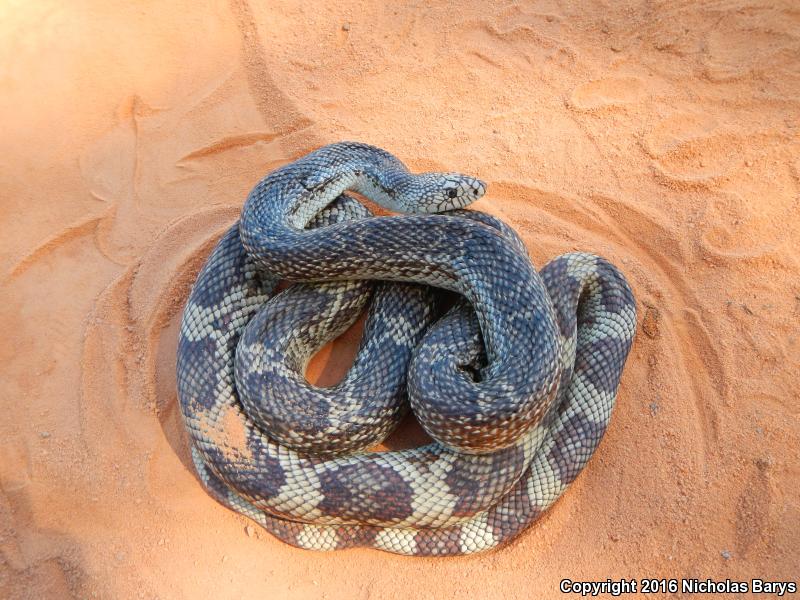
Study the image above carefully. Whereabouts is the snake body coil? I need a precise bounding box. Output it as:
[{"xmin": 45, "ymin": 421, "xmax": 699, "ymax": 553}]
[{"xmin": 177, "ymin": 142, "xmax": 636, "ymax": 555}]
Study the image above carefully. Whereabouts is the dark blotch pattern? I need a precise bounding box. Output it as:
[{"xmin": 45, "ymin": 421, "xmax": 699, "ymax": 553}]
[
  {"xmin": 486, "ymin": 474, "xmax": 541, "ymax": 542},
  {"xmin": 576, "ymin": 336, "xmax": 630, "ymax": 395},
  {"xmin": 334, "ymin": 525, "xmax": 379, "ymax": 549},
  {"xmin": 317, "ymin": 462, "xmax": 415, "ymax": 523},
  {"xmin": 414, "ymin": 527, "xmax": 464, "ymax": 556},
  {"xmin": 445, "ymin": 442, "xmax": 529, "ymax": 517},
  {"xmin": 547, "ymin": 412, "xmax": 608, "ymax": 486}
]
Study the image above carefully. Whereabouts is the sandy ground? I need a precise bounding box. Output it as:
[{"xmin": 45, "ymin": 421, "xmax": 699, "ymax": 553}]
[{"xmin": 1, "ymin": 1, "xmax": 799, "ymax": 598}]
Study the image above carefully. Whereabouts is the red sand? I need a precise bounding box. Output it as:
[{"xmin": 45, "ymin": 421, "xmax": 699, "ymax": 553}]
[{"xmin": 1, "ymin": 1, "xmax": 798, "ymax": 598}]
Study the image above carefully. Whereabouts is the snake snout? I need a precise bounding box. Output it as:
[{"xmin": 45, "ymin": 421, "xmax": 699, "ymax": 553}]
[
  {"xmin": 440, "ymin": 174, "xmax": 487, "ymax": 211},
  {"xmin": 471, "ymin": 177, "xmax": 487, "ymax": 200},
  {"xmin": 402, "ymin": 172, "xmax": 487, "ymax": 213}
]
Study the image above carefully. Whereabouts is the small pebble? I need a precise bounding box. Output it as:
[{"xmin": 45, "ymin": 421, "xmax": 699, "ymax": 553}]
[
  {"xmin": 245, "ymin": 525, "xmax": 255, "ymax": 538},
  {"xmin": 342, "ymin": 22, "xmax": 350, "ymax": 31},
  {"xmin": 641, "ymin": 306, "xmax": 661, "ymax": 338},
  {"xmin": 721, "ymin": 550, "xmax": 731, "ymax": 560},
  {"xmin": 755, "ymin": 456, "xmax": 772, "ymax": 471},
  {"xmin": 39, "ymin": 431, "xmax": 50, "ymax": 439}
]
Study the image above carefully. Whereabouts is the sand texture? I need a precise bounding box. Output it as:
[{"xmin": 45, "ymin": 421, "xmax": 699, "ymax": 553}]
[{"xmin": 1, "ymin": 1, "xmax": 798, "ymax": 598}]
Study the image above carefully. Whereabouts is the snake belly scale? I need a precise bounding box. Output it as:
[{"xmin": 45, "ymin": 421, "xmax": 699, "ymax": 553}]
[{"xmin": 176, "ymin": 142, "xmax": 637, "ymax": 556}]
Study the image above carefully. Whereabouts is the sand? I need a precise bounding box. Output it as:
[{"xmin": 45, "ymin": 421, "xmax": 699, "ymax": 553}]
[{"xmin": 1, "ymin": 1, "xmax": 798, "ymax": 598}]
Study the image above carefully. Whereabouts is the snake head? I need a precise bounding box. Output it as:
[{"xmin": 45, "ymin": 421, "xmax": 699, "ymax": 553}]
[{"xmin": 403, "ymin": 173, "xmax": 487, "ymax": 214}]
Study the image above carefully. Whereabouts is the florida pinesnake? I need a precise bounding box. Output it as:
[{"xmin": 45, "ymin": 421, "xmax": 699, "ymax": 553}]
[{"xmin": 176, "ymin": 142, "xmax": 636, "ymax": 556}]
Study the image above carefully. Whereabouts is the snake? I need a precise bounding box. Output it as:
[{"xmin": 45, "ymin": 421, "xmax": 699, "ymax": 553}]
[{"xmin": 176, "ymin": 142, "xmax": 636, "ymax": 556}]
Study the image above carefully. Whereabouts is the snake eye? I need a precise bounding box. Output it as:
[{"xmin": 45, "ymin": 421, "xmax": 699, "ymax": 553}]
[{"xmin": 447, "ymin": 189, "xmax": 458, "ymax": 199}]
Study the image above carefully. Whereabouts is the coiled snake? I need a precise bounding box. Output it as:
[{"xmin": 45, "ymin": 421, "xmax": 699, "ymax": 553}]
[{"xmin": 177, "ymin": 142, "xmax": 636, "ymax": 556}]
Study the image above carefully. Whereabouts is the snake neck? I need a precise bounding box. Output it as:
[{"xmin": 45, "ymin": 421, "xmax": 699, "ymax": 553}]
[
  {"xmin": 278, "ymin": 150, "xmax": 408, "ymax": 229},
  {"xmin": 271, "ymin": 142, "xmax": 483, "ymax": 230},
  {"xmin": 352, "ymin": 170, "xmax": 414, "ymax": 214}
]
